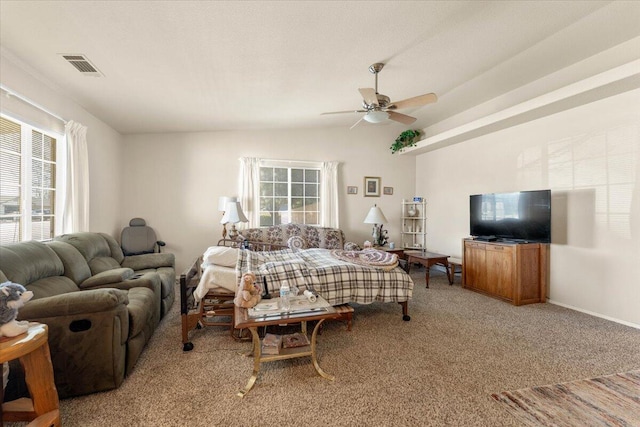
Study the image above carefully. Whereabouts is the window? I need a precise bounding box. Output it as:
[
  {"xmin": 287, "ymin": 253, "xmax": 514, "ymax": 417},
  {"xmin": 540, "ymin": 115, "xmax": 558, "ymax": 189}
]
[
  {"xmin": 0, "ymin": 115, "xmax": 63, "ymax": 244},
  {"xmin": 259, "ymin": 164, "xmax": 320, "ymax": 227}
]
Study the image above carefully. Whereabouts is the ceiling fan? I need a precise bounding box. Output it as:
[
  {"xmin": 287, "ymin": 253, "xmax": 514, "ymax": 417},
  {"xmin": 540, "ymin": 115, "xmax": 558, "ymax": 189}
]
[{"xmin": 322, "ymin": 63, "xmax": 437, "ymax": 129}]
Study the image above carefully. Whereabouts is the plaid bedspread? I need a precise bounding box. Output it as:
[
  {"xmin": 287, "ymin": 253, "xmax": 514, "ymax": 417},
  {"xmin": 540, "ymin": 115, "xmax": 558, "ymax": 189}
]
[{"xmin": 237, "ymin": 248, "xmax": 413, "ymax": 306}]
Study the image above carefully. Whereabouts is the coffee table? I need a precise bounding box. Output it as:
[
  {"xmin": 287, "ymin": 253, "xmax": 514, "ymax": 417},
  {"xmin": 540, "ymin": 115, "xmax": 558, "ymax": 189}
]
[
  {"xmin": 404, "ymin": 250, "xmax": 453, "ymax": 288},
  {"xmin": 234, "ymin": 296, "xmax": 340, "ymax": 397}
]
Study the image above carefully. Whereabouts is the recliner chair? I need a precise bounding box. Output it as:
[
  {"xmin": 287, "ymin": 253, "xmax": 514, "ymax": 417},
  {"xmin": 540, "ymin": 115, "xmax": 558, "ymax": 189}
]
[{"xmin": 121, "ymin": 218, "xmax": 166, "ymax": 255}]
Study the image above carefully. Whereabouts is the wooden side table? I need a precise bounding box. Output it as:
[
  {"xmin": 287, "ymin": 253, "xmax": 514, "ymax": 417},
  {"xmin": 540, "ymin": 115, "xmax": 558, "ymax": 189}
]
[
  {"xmin": 404, "ymin": 250, "xmax": 453, "ymax": 288},
  {"xmin": 1, "ymin": 323, "xmax": 60, "ymax": 426}
]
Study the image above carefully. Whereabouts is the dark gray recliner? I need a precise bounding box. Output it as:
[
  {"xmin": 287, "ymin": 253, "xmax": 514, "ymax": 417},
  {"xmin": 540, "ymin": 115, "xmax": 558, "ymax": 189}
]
[{"xmin": 121, "ymin": 218, "xmax": 166, "ymax": 255}]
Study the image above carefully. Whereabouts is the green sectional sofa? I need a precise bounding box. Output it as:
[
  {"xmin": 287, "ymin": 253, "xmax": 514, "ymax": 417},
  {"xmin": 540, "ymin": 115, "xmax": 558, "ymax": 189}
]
[{"xmin": 0, "ymin": 232, "xmax": 175, "ymax": 398}]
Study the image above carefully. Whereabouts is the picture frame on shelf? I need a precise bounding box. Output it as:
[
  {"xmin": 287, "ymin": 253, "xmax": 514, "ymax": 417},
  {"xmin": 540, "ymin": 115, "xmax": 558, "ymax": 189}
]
[
  {"xmin": 383, "ymin": 186, "xmax": 393, "ymax": 195},
  {"xmin": 347, "ymin": 186, "xmax": 358, "ymax": 195},
  {"xmin": 364, "ymin": 177, "xmax": 380, "ymax": 197}
]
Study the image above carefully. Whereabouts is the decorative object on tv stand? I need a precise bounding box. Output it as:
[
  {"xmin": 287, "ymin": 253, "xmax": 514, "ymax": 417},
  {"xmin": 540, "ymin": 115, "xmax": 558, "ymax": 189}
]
[
  {"xmin": 390, "ymin": 129, "xmax": 422, "ymax": 154},
  {"xmin": 221, "ymin": 201, "xmax": 248, "ymax": 239},
  {"xmin": 364, "ymin": 204, "xmax": 388, "ymax": 247},
  {"xmin": 218, "ymin": 196, "xmax": 237, "ymax": 238}
]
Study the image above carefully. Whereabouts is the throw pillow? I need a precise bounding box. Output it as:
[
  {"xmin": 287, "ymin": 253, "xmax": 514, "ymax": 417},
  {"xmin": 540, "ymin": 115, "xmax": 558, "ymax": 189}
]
[{"xmin": 287, "ymin": 236, "xmax": 307, "ymax": 252}]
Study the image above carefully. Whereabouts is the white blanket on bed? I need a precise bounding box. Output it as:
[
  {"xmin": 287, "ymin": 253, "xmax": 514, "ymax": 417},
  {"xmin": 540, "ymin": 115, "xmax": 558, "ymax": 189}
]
[{"xmin": 193, "ymin": 265, "xmax": 238, "ymax": 302}]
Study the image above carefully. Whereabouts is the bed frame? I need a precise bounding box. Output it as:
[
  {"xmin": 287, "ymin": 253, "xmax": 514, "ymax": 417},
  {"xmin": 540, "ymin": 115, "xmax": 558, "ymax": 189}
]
[
  {"xmin": 180, "ymin": 239, "xmax": 411, "ymax": 351},
  {"xmin": 180, "ymin": 239, "xmax": 286, "ymax": 351}
]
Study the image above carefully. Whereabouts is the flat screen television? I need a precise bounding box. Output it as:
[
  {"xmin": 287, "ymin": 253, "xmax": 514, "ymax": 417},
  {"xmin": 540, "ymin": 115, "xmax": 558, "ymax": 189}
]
[{"xmin": 469, "ymin": 190, "xmax": 551, "ymax": 243}]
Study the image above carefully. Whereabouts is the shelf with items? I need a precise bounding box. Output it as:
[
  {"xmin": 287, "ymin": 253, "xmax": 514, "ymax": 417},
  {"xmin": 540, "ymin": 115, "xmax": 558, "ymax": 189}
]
[{"xmin": 401, "ymin": 200, "xmax": 427, "ymax": 250}]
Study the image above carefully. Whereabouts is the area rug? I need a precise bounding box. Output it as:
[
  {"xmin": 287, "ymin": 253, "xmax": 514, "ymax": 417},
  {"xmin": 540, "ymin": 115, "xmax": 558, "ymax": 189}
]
[{"xmin": 491, "ymin": 370, "xmax": 640, "ymax": 427}]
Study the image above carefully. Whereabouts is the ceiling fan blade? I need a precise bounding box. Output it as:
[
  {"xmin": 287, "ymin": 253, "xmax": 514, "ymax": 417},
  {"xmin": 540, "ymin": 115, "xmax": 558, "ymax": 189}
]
[
  {"xmin": 349, "ymin": 116, "xmax": 365, "ymax": 130},
  {"xmin": 389, "ymin": 93, "xmax": 437, "ymax": 110},
  {"xmin": 321, "ymin": 109, "xmax": 367, "ymax": 115},
  {"xmin": 388, "ymin": 111, "xmax": 417, "ymax": 125},
  {"xmin": 358, "ymin": 88, "xmax": 378, "ymax": 106}
]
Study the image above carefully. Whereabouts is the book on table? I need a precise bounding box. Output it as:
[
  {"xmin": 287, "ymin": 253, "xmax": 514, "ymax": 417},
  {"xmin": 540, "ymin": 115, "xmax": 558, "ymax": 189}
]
[
  {"xmin": 282, "ymin": 332, "xmax": 310, "ymax": 348},
  {"xmin": 261, "ymin": 333, "xmax": 282, "ymax": 355}
]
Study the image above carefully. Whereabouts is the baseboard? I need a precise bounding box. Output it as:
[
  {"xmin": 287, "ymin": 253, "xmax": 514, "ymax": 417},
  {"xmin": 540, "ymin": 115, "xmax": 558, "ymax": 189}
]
[{"xmin": 548, "ymin": 299, "xmax": 640, "ymax": 330}]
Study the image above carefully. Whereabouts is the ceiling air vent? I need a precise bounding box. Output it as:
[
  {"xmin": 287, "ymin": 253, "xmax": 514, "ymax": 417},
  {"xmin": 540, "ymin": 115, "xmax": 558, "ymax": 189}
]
[{"xmin": 60, "ymin": 54, "xmax": 103, "ymax": 77}]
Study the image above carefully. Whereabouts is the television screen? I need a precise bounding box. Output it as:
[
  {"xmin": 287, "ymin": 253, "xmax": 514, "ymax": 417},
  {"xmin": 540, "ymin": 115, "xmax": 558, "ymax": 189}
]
[{"xmin": 470, "ymin": 190, "xmax": 551, "ymax": 243}]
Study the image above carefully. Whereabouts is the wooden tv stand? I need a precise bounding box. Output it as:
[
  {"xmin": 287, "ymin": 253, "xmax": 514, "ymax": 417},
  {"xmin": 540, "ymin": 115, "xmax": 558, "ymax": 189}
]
[{"xmin": 461, "ymin": 239, "xmax": 548, "ymax": 306}]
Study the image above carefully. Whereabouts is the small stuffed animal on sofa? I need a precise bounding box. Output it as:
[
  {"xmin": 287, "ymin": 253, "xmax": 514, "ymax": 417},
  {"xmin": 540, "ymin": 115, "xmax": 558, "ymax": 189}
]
[
  {"xmin": 234, "ymin": 272, "xmax": 261, "ymax": 308},
  {"xmin": 0, "ymin": 281, "xmax": 33, "ymax": 338}
]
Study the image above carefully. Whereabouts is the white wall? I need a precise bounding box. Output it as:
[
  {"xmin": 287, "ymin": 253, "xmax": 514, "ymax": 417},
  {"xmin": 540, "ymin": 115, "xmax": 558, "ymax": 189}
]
[
  {"xmin": 122, "ymin": 126, "xmax": 416, "ymax": 273},
  {"xmin": 416, "ymin": 89, "xmax": 640, "ymax": 327},
  {"xmin": 1, "ymin": 51, "xmax": 124, "ymax": 235}
]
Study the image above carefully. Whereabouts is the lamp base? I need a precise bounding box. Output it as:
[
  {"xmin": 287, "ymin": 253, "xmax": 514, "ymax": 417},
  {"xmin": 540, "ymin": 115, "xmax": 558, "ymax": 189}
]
[
  {"xmin": 228, "ymin": 224, "xmax": 239, "ymax": 240},
  {"xmin": 372, "ymin": 224, "xmax": 388, "ymax": 247}
]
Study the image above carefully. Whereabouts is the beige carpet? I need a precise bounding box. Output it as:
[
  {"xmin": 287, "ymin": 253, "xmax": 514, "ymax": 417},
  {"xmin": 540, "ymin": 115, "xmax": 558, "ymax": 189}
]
[
  {"xmin": 492, "ymin": 370, "xmax": 640, "ymax": 426},
  {"xmin": 13, "ymin": 269, "xmax": 640, "ymax": 427}
]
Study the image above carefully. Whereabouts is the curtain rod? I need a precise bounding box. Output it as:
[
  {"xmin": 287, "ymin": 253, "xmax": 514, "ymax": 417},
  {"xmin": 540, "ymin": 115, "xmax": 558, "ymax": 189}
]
[
  {"xmin": 259, "ymin": 158, "xmax": 329, "ymax": 165},
  {"xmin": 0, "ymin": 84, "xmax": 68, "ymax": 124}
]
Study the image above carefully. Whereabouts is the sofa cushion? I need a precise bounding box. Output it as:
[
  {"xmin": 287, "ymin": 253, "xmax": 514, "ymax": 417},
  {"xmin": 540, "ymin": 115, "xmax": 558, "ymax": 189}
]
[
  {"xmin": 238, "ymin": 224, "xmax": 345, "ymax": 250},
  {"xmin": 88, "ymin": 257, "xmax": 122, "ymax": 275},
  {"xmin": 0, "ymin": 241, "xmax": 64, "ymax": 286},
  {"xmin": 46, "ymin": 241, "xmax": 92, "ymax": 285},
  {"xmin": 80, "ymin": 268, "xmax": 135, "ymax": 289},
  {"xmin": 121, "ymin": 253, "xmax": 175, "ymax": 271},
  {"xmin": 126, "ymin": 287, "xmax": 156, "ymax": 341},
  {"xmin": 99, "ymin": 232, "xmax": 125, "ymax": 264},
  {"xmin": 55, "ymin": 233, "xmax": 124, "ymax": 274},
  {"xmin": 25, "ymin": 276, "xmax": 80, "ymax": 300}
]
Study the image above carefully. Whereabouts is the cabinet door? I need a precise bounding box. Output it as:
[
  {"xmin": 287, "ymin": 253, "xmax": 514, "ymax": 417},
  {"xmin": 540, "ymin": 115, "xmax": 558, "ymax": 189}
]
[
  {"xmin": 486, "ymin": 245, "xmax": 514, "ymax": 300},
  {"xmin": 463, "ymin": 242, "xmax": 486, "ymax": 290}
]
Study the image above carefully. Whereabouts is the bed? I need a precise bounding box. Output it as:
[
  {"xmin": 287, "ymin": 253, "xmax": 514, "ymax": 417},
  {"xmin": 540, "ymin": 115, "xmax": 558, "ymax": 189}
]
[{"xmin": 180, "ymin": 241, "xmax": 414, "ymax": 351}]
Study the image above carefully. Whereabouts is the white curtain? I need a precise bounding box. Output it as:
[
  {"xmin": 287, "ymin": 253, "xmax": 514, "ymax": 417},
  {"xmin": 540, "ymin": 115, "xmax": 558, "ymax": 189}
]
[
  {"xmin": 239, "ymin": 157, "xmax": 261, "ymax": 227},
  {"xmin": 62, "ymin": 120, "xmax": 90, "ymax": 233},
  {"xmin": 321, "ymin": 161, "xmax": 340, "ymax": 228}
]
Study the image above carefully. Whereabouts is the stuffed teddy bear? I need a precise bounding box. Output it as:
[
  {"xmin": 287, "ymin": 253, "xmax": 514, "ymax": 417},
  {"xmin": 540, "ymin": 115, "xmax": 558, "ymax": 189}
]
[
  {"xmin": 0, "ymin": 281, "xmax": 33, "ymax": 338},
  {"xmin": 234, "ymin": 272, "xmax": 262, "ymax": 308}
]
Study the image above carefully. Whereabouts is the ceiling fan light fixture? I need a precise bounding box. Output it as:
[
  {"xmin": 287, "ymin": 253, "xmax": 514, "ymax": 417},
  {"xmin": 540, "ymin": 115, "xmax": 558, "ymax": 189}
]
[{"xmin": 363, "ymin": 110, "xmax": 389, "ymax": 123}]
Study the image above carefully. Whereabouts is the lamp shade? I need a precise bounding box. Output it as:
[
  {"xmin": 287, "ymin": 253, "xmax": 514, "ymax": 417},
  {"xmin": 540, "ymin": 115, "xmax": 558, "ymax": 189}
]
[
  {"xmin": 221, "ymin": 201, "xmax": 248, "ymax": 224},
  {"xmin": 364, "ymin": 205, "xmax": 388, "ymax": 224},
  {"xmin": 218, "ymin": 196, "xmax": 237, "ymax": 211},
  {"xmin": 363, "ymin": 110, "xmax": 389, "ymax": 124}
]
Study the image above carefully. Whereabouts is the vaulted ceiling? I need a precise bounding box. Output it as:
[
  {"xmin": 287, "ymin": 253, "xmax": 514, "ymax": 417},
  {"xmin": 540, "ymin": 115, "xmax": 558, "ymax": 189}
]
[{"xmin": 1, "ymin": 1, "xmax": 639, "ymax": 135}]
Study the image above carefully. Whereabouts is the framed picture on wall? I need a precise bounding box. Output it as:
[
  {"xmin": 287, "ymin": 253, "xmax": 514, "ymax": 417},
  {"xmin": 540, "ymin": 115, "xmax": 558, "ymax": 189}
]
[
  {"xmin": 347, "ymin": 186, "xmax": 358, "ymax": 195},
  {"xmin": 383, "ymin": 186, "xmax": 393, "ymax": 195},
  {"xmin": 364, "ymin": 177, "xmax": 380, "ymax": 197}
]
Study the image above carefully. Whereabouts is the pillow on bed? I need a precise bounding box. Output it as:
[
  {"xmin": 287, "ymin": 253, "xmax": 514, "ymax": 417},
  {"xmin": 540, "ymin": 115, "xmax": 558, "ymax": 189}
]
[
  {"xmin": 287, "ymin": 235, "xmax": 307, "ymax": 252},
  {"xmin": 203, "ymin": 246, "xmax": 239, "ymax": 267}
]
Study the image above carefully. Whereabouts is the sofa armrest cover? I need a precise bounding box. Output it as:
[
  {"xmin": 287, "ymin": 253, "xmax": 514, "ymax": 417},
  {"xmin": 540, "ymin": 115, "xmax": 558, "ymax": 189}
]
[
  {"xmin": 18, "ymin": 288, "xmax": 129, "ymax": 319},
  {"xmin": 80, "ymin": 268, "xmax": 135, "ymax": 289},
  {"xmin": 122, "ymin": 253, "xmax": 175, "ymax": 271}
]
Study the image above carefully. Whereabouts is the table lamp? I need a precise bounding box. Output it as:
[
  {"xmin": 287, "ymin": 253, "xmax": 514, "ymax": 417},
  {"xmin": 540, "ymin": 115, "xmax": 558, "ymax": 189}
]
[
  {"xmin": 364, "ymin": 205, "xmax": 388, "ymax": 247},
  {"xmin": 218, "ymin": 196, "xmax": 237, "ymax": 238},
  {"xmin": 221, "ymin": 201, "xmax": 248, "ymax": 239}
]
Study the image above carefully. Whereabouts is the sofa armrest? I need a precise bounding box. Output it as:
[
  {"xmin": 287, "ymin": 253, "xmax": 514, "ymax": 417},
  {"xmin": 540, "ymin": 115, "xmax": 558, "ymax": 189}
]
[
  {"xmin": 80, "ymin": 268, "xmax": 134, "ymax": 289},
  {"xmin": 14, "ymin": 288, "xmax": 130, "ymax": 398},
  {"xmin": 18, "ymin": 288, "xmax": 129, "ymax": 319},
  {"xmin": 121, "ymin": 253, "xmax": 175, "ymax": 271}
]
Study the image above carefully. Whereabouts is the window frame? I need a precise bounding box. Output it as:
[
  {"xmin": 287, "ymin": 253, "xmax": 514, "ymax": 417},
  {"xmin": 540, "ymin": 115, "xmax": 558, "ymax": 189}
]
[
  {"xmin": 258, "ymin": 160, "xmax": 322, "ymax": 227},
  {"xmin": 0, "ymin": 113, "xmax": 65, "ymax": 243}
]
